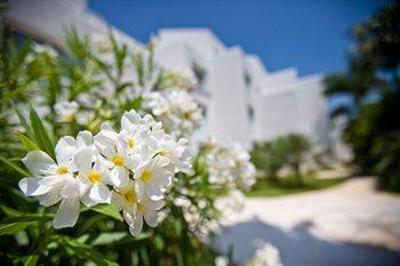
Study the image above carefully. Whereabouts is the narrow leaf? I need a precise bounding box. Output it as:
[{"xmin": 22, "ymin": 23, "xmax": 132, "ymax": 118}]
[
  {"xmin": 63, "ymin": 238, "xmax": 118, "ymax": 266},
  {"xmin": 29, "ymin": 107, "xmax": 55, "ymax": 159},
  {"xmin": 0, "ymin": 222, "xmax": 35, "ymax": 235},
  {"xmin": 24, "ymin": 255, "xmax": 39, "ymax": 266},
  {"xmin": 18, "ymin": 132, "xmax": 40, "ymax": 151},
  {"xmin": 91, "ymin": 204, "xmax": 123, "ymax": 221},
  {"xmin": 0, "ymin": 155, "xmax": 30, "ymax": 176},
  {"xmin": 0, "ymin": 204, "xmax": 23, "ymax": 217},
  {"xmin": 15, "ymin": 107, "xmax": 34, "ymax": 139}
]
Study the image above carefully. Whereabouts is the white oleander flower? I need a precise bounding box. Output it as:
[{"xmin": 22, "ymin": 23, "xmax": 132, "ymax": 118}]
[
  {"xmin": 206, "ymin": 142, "xmax": 256, "ymax": 190},
  {"xmin": 134, "ymin": 156, "xmax": 173, "ymax": 201},
  {"xmin": 152, "ymin": 135, "xmax": 192, "ymax": 174},
  {"xmin": 247, "ymin": 242, "xmax": 283, "ymax": 266},
  {"xmin": 215, "ymin": 256, "xmax": 229, "ymax": 266},
  {"xmin": 144, "ymin": 89, "xmax": 203, "ymax": 138},
  {"xmin": 111, "ymin": 180, "xmax": 164, "ymax": 236},
  {"xmin": 94, "ymin": 124, "xmax": 138, "ymax": 188},
  {"xmin": 18, "ymin": 109, "xmax": 189, "ymax": 236},
  {"xmin": 119, "ymin": 111, "xmax": 153, "ymax": 157},
  {"xmin": 19, "ymin": 137, "xmax": 80, "ymax": 229},
  {"xmin": 215, "ymin": 189, "xmax": 246, "ymax": 216},
  {"xmin": 74, "ymin": 148, "xmax": 112, "ymax": 207},
  {"xmin": 32, "ymin": 43, "xmax": 58, "ymax": 58},
  {"xmin": 26, "ymin": 43, "xmax": 58, "ymax": 63},
  {"xmin": 121, "ymin": 110, "xmax": 192, "ymax": 174},
  {"xmin": 54, "ymin": 100, "xmax": 79, "ymax": 123}
]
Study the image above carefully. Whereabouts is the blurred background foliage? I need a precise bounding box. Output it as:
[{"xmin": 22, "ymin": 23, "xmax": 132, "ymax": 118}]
[
  {"xmin": 249, "ymin": 133, "xmax": 342, "ymax": 197},
  {"xmin": 324, "ymin": 0, "xmax": 400, "ymax": 192}
]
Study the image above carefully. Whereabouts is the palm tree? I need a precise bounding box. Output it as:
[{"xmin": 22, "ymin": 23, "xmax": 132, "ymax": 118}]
[{"xmin": 278, "ymin": 134, "xmax": 312, "ymax": 186}]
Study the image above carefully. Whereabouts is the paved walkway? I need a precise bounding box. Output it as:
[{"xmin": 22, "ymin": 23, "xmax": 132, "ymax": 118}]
[{"xmin": 211, "ymin": 177, "xmax": 400, "ymax": 266}]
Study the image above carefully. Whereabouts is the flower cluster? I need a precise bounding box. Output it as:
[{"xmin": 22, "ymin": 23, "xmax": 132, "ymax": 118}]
[
  {"xmin": 144, "ymin": 89, "xmax": 203, "ymax": 138},
  {"xmin": 19, "ymin": 110, "xmax": 191, "ymax": 236},
  {"xmin": 206, "ymin": 141, "xmax": 256, "ymax": 190},
  {"xmin": 247, "ymin": 242, "xmax": 284, "ymax": 266}
]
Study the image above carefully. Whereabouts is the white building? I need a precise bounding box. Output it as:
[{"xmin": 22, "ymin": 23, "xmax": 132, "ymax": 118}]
[{"xmin": 5, "ymin": 0, "xmax": 343, "ymax": 157}]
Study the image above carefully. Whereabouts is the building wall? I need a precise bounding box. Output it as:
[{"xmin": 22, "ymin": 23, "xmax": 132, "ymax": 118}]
[{"xmin": 206, "ymin": 48, "xmax": 252, "ymax": 147}]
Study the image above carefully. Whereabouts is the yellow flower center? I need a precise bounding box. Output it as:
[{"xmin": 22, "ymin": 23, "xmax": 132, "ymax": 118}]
[
  {"xmin": 56, "ymin": 165, "xmax": 69, "ymax": 175},
  {"xmin": 64, "ymin": 114, "xmax": 76, "ymax": 123},
  {"xmin": 140, "ymin": 170, "xmax": 152, "ymax": 183},
  {"xmin": 88, "ymin": 170, "xmax": 102, "ymax": 183},
  {"xmin": 112, "ymin": 155, "xmax": 124, "ymax": 167},
  {"xmin": 184, "ymin": 111, "xmax": 193, "ymax": 120},
  {"xmin": 127, "ymin": 137, "xmax": 135, "ymax": 149},
  {"xmin": 159, "ymin": 150, "xmax": 170, "ymax": 157},
  {"xmin": 123, "ymin": 190, "xmax": 137, "ymax": 204},
  {"xmin": 137, "ymin": 203, "xmax": 144, "ymax": 212}
]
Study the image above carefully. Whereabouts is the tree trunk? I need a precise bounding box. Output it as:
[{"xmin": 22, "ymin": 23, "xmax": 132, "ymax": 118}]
[{"xmin": 293, "ymin": 164, "xmax": 303, "ymax": 186}]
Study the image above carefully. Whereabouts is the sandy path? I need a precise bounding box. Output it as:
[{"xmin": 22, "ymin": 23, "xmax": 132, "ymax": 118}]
[{"xmin": 212, "ymin": 177, "xmax": 400, "ymax": 266}]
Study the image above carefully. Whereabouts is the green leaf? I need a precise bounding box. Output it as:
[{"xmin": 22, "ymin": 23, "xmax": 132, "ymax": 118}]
[
  {"xmin": 90, "ymin": 232, "xmax": 128, "ymax": 245},
  {"xmin": 29, "ymin": 107, "xmax": 55, "ymax": 159},
  {"xmin": 85, "ymin": 231, "xmax": 152, "ymax": 246},
  {"xmin": 131, "ymin": 96, "xmax": 142, "ymax": 111},
  {"xmin": 0, "ymin": 155, "xmax": 30, "ymax": 176},
  {"xmin": 24, "ymin": 255, "xmax": 39, "ymax": 266},
  {"xmin": 18, "ymin": 132, "xmax": 40, "ymax": 151},
  {"xmin": 139, "ymin": 246, "xmax": 150, "ymax": 266},
  {"xmin": 91, "ymin": 204, "xmax": 123, "ymax": 222},
  {"xmin": 15, "ymin": 108, "xmax": 34, "ymax": 139},
  {"xmin": 0, "ymin": 215, "xmax": 52, "ymax": 224},
  {"xmin": 63, "ymin": 238, "xmax": 118, "ymax": 266},
  {"xmin": 0, "ymin": 222, "xmax": 35, "ymax": 235},
  {"xmin": 0, "ymin": 215, "xmax": 53, "ymax": 235},
  {"xmin": 0, "ymin": 204, "xmax": 23, "ymax": 217}
]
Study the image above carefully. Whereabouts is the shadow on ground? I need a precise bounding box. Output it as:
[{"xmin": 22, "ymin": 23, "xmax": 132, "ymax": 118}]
[{"xmin": 211, "ymin": 218, "xmax": 400, "ymax": 266}]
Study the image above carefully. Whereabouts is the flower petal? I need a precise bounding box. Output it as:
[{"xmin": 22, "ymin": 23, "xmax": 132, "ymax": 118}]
[
  {"xmin": 52, "ymin": 197, "xmax": 80, "ymax": 229},
  {"xmin": 22, "ymin": 151, "xmax": 56, "ymax": 176},
  {"xmin": 77, "ymin": 130, "xmax": 93, "ymax": 147},
  {"xmin": 111, "ymin": 191, "xmax": 125, "ymax": 210},
  {"xmin": 38, "ymin": 189, "xmax": 62, "ymax": 207},
  {"xmin": 128, "ymin": 213, "xmax": 143, "ymax": 236},
  {"xmin": 55, "ymin": 136, "xmax": 77, "ymax": 165},
  {"xmin": 73, "ymin": 148, "xmax": 93, "ymax": 175},
  {"xmin": 89, "ymin": 183, "xmax": 111, "ymax": 205},
  {"xmin": 121, "ymin": 110, "xmax": 141, "ymax": 131},
  {"xmin": 143, "ymin": 209, "xmax": 159, "ymax": 227},
  {"xmin": 109, "ymin": 167, "xmax": 129, "ymax": 188},
  {"xmin": 60, "ymin": 176, "xmax": 80, "ymax": 198},
  {"xmin": 19, "ymin": 177, "xmax": 51, "ymax": 196},
  {"xmin": 144, "ymin": 183, "xmax": 163, "ymax": 201}
]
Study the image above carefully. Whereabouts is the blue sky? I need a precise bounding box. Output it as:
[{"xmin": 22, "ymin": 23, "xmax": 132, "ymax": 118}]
[{"xmin": 89, "ymin": 0, "xmax": 388, "ymax": 77}]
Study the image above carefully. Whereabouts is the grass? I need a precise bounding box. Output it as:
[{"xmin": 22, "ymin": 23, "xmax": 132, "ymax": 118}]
[{"xmin": 246, "ymin": 174, "xmax": 345, "ymax": 197}]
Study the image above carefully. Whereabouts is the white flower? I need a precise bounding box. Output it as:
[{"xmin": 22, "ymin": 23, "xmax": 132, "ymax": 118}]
[
  {"xmin": 17, "ymin": 109, "xmax": 190, "ymax": 236},
  {"xmin": 111, "ymin": 180, "xmax": 164, "ymax": 236},
  {"xmin": 206, "ymin": 142, "xmax": 256, "ymax": 190},
  {"xmin": 119, "ymin": 110, "xmax": 153, "ymax": 157},
  {"xmin": 54, "ymin": 101, "xmax": 79, "ymax": 123},
  {"xmin": 94, "ymin": 124, "xmax": 138, "ymax": 188},
  {"xmin": 19, "ymin": 137, "xmax": 80, "ymax": 229},
  {"xmin": 144, "ymin": 89, "xmax": 203, "ymax": 138},
  {"xmin": 247, "ymin": 242, "xmax": 283, "ymax": 266},
  {"xmin": 134, "ymin": 156, "xmax": 173, "ymax": 201},
  {"xmin": 215, "ymin": 189, "xmax": 246, "ymax": 216},
  {"xmin": 215, "ymin": 256, "xmax": 229, "ymax": 266},
  {"xmin": 74, "ymin": 148, "xmax": 112, "ymax": 207},
  {"xmin": 32, "ymin": 43, "xmax": 58, "ymax": 58},
  {"xmin": 152, "ymin": 135, "xmax": 192, "ymax": 174}
]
